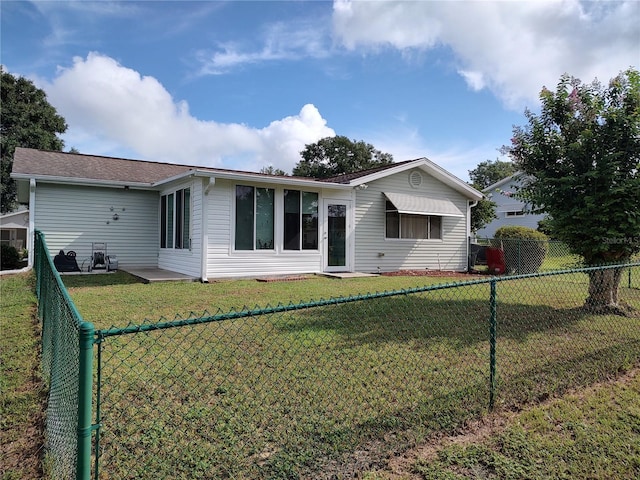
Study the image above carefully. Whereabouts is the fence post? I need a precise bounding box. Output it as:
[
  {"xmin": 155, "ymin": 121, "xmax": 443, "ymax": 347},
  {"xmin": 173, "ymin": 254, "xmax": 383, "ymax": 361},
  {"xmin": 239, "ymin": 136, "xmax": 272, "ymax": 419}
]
[
  {"xmin": 76, "ymin": 321, "xmax": 95, "ymax": 480},
  {"xmin": 489, "ymin": 279, "xmax": 497, "ymax": 411}
]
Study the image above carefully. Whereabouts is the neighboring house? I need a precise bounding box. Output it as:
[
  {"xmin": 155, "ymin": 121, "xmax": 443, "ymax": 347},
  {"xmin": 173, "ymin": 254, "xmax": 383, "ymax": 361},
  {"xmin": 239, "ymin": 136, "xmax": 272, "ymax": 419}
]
[
  {"xmin": 11, "ymin": 147, "xmax": 483, "ymax": 280},
  {"xmin": 0, "ymin": 206, "xmax": 29, "ymax": 251},
  {"xmin": 475, "ymin": 172, "xmax": 545, "ymax": 238}
]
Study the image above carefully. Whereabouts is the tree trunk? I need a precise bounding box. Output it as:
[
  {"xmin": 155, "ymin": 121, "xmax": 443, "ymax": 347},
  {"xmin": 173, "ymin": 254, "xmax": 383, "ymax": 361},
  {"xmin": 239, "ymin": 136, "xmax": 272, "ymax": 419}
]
[{"xmin": 585, "ymin": 268, "xmax": 629, "ymax": 315}]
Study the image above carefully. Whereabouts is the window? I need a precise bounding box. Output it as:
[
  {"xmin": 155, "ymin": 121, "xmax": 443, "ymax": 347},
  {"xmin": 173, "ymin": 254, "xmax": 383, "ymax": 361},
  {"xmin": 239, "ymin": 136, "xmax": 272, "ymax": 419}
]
[
  {"xmin": 161, "ymin": 188, "xmax": 190, "ymax": 249},
  {"xmin": 235, "ymin": 185, "xmax": 274, "ymax": 250},
  {"xmin": 284, "ymin": 190, "xmax": 318, "ymax": 250},
  {"xmin": 505, "ymin": 210, "xmax": 526, "ymax": 217},
  {"xmin": 385, "ymin": 201, "xmax": 442, "ymax": 239}
]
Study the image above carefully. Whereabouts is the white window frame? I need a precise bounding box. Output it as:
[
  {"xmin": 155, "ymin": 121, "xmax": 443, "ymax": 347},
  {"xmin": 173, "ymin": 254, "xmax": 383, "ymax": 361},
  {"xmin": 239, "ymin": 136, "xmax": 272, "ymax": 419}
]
[
  {"xmin": 160, "ymin": 187, "xmax": 192, "ymax": 250},
  {"xmin": 385, "ymin": 201, "xmax": 443, "ymax": 240}
]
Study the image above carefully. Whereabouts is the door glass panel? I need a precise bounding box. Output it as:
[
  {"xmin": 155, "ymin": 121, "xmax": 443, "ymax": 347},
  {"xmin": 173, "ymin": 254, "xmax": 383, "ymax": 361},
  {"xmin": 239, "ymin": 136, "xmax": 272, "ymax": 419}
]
[{"xmin": 327, "ymin": 204, "xmax": 346, "ymax": 267}]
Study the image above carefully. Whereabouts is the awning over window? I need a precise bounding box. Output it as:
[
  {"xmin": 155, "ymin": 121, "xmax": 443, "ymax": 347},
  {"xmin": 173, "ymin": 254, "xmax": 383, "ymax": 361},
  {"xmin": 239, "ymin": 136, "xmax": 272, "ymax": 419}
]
[{"xmin": 384, "ymin": 192, "xmax": 464, "ymax": 217}]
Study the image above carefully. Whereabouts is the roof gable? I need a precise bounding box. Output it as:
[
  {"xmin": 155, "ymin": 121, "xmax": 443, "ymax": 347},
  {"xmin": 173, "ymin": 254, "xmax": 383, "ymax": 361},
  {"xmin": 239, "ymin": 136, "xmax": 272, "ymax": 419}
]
[
  {"xmin": 482, "ymin": 172, "xmax": 527, "ymax": 193},
  {"xmin": 320, "ymin": 160, "xmax": 415, "ymax": 184},
  {"xmin": 347, "ymin": 158, "xmax": 483, "ymax": 201}
]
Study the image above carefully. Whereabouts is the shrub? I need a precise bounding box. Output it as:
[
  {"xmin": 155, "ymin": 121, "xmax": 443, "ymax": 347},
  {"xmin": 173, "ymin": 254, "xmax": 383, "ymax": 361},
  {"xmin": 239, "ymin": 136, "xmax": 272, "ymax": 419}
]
[
  {"xmin": 494, "ymin": 226, "xmax": 548, "ymax": 274},
  {"xmin": 1, "ymin": 244, "xmax": 20, "ymax": 270}
]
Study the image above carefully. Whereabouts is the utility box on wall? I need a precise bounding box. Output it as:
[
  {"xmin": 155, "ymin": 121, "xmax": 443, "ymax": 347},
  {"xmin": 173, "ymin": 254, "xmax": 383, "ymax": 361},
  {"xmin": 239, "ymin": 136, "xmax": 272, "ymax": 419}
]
[{"xmin": 107, "ymin": 255, "xmax": 118, "ymax": 272}]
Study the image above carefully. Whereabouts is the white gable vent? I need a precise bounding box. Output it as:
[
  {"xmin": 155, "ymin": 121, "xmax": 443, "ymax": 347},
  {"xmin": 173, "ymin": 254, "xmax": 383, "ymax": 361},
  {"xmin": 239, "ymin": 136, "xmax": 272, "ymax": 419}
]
[{"xmin": 409, "ymin": 171, "xmax": 423, "ymax": 189}]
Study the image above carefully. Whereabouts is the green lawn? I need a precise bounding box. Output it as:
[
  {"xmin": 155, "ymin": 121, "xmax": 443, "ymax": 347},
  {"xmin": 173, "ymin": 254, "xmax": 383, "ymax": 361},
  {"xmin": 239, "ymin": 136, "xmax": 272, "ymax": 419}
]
[
  {"xmin": 407, "ymin": 369, "xmax": 640, "ymax": 480},
  {"xmin": 0, "ymin": 272, "xmax": 45, "ymax": 480},
  {"xmin": 2, "ymin": 267, "xmax": 639, "ymax": 479},
  {"xmin": 56, "ymin": 269, "xmax": 640, "ymax": 479}
]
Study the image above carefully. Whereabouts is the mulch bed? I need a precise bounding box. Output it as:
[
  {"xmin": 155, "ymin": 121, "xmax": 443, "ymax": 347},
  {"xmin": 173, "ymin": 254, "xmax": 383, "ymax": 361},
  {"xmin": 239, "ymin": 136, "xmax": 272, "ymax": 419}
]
[{"xmin": 381, "ymin": 270, "xmax": 483, "ymax": 279}]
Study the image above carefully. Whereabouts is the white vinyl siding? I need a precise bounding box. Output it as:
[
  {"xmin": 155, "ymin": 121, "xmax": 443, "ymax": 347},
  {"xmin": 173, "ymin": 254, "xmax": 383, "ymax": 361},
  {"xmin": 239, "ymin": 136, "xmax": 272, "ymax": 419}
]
[
  {"xmin": 158, "ymin": 180, "xmax": 202, "ymax": 277},
  {"xmin": 354, "ymin": 168, "xmax": 469, "ymax": 273},
  {"xmin": 205, "ymin": 179, "xmax": 324, "ymax": 279},
  {"xmin": 33, "ymin": 183, "xmax": 159, "ymax": 268},
  {"xmin": 476, "ymin": 177, "xmax": 545, "ymax": 238}
]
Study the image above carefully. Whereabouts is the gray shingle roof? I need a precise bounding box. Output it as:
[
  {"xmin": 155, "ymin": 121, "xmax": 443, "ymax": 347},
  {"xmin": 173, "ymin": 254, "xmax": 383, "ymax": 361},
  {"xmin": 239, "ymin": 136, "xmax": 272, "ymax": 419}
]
[
  {"xmin": 12, "ymin": 148, "xmax": 192, "ymax": 184},
  {"xmin": 11, "ymin": 149, "xmax": 482, "ymax": 201},
  {"xmin": 11, "ymin": 148, "xmax": 307, "ymax": 185}
]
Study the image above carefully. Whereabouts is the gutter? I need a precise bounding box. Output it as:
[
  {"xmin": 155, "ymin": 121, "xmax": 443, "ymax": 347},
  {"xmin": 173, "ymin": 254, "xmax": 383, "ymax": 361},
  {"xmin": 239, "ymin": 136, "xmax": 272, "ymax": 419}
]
[{"xmin": 11, "ymin": 173, "xmax": 153, "ymax": 190}]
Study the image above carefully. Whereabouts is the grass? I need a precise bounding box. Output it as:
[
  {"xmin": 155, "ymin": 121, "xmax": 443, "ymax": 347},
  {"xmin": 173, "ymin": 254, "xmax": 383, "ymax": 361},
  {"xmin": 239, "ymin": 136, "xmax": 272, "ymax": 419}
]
[
  {"xmin": 0, "ymin": 272, "xmax": 45, "ymax": 480},
  {"xmin": 62, "ymin": 271, "xmax": 477, "ymax": 327},
  {"xmin": 408, "ymin": 369, "xmax": 640, "ymax": 479},
  {"xmin": 55, "ymin": 268, "xmax": 640, "ymax": 479}
]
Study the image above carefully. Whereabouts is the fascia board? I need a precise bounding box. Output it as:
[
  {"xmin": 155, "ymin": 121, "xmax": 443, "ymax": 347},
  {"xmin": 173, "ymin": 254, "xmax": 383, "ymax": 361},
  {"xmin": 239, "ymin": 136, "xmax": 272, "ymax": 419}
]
[
  {"xmin": 186, "ymin": 169, "xmax": 353, "ymax": 190},
  {"xmin": 482, "ymin": 171, "xmax": 524, "ymax": 193},
  {"xmin": 348, "ymin": 160, "xmax": 426, "ymax": 186},
  {"xmin": 10, "ymin": 173, "xmax": 154, "ymax": 189},
  {"xmin": 349, "ymin": 158, "xmax": 483, "ymax": 201}
]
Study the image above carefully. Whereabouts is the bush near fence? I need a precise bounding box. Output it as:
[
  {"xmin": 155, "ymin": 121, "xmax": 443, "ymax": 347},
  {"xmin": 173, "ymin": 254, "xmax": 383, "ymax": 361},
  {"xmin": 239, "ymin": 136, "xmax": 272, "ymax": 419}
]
[
  {"xmin": 33, "ymin": 230, "xmax": 640, "ymax": 479},
  {"xmin": 471, "ymin": 238, "xmax": 583, "ymax": 273}
]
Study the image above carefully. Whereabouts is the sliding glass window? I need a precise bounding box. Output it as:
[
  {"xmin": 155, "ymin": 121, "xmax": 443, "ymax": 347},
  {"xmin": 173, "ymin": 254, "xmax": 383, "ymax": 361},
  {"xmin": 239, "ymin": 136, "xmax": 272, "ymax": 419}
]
[
  {"xmin": 284, "ymin": 190, "xmax": 318, "ymax": 250},
  {"xmin": 235, "ymin": 185, "xmax": 274, "ymax": 250},
  {"xmin": 160, "ymin": 188, "xmax": 190, "ymax": 249}
]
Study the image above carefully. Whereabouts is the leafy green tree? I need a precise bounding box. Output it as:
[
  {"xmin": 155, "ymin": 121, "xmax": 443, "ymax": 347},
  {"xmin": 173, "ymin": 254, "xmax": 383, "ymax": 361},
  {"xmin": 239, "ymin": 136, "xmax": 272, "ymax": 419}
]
[
  {"xmin": 470, "ymin": 197, "xmax": 497, "ymax": 234},
  {"xmin": 503, "ymin": 68, "xmax": 640, "ymax": 313},
  {"xmin": 293, "ymin": 136, "xmax": 393, "ymax": 178},
  {"xmin": 259, "ymin": 165, "xmax": 288, "ymax": 176},
  {"xmin": 1, "ymin": 68, "xmax": 67, "ymax": 213},
  {"xmin": 468, "ymin": 159, "xmax": 516, "ymax": 234},
  {"xmin": 468, "ymin": 159, "xmax": 516, "ymax": 189}
]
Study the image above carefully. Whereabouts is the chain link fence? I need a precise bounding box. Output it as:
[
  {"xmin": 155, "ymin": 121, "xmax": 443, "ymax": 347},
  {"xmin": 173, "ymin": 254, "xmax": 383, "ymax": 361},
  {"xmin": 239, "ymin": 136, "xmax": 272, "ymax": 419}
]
[
  {"xmin": 91, "ymin": 265, "xmax": 640, "ymax": 479},
  {"xmin": 34, "ymin": 231, "xmax": 94, "ymax": 480},
  {"xmin": 471, "ymin": 238, "xmax": 588, "ymax": 274},
  {"xmin": 33, "ymin": 230, "xmax": 639, "ymax": 479}
]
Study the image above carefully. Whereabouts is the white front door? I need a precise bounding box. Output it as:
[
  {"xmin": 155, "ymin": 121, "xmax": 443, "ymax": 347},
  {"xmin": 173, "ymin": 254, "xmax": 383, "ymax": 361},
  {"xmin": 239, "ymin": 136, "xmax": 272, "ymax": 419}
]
[{"xmin": 323, "ymin": 200, "xmax": 351, "ymax": 272}]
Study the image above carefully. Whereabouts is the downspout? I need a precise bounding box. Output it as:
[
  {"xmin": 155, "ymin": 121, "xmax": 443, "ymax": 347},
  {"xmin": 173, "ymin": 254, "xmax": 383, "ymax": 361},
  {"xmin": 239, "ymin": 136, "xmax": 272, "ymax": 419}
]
[
  {"xmin": 467, "ymin": 200, "xmax": 479, "ymax": 271},
  {"xmin": 28, "ymin": 178, "xmax": 36, "ymax": 268},
  {"xmin": 200, "ymin": 177, "xmax": 215, "ymax": 282}
]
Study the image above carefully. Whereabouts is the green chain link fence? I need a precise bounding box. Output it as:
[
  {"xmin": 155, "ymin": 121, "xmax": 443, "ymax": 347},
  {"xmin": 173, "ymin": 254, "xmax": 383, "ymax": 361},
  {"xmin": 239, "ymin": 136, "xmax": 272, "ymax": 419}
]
[
  {"xmin": 34, "ymin": 230, "xmax": 639, "ymax": 479},
  {"xmin": 34, "ymin": 230, "xmax": 94, "ymax": 480},
  {"xmin": 470, "ymin": 238, "xmax": 584, "ymax": 274}
]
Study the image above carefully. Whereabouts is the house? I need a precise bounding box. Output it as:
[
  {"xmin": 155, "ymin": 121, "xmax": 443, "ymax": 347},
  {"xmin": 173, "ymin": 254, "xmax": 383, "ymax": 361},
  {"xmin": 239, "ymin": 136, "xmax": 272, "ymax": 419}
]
[
  {"xmin": 475, "ymin": 172, "xmax": 545, "ymax": 238},
  {"xmin": 11, "ymin": 147, "xmax": 483, "ymax": 281},
  {"xmin": 0, "ymin": 206, "xmax": 29, "ymax": 251}
]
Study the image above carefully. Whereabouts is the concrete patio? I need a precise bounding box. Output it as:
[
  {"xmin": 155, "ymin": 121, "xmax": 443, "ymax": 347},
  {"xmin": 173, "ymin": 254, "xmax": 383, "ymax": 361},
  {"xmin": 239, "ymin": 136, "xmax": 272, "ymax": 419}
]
[{"xmin": 121, "ymin": 267, "xmax": 199, "ymax": 284}]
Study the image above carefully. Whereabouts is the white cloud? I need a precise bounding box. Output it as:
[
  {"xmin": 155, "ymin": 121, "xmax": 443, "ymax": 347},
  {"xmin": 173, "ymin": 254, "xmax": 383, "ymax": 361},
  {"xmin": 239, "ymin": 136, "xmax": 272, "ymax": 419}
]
[
  {"xmin": 196, "ymin": 20, "xmax": 330, "ymax": 75},
  {"xmin": 332, "ymin": 0, "xmax": 640, "ymax": 109},
  {"xmin": 459, "ymin": 70, "xmax": 486, "ymax": 92},
  {"xmin": 44, "ymin": 53, "xmax": 335, "ymax": 172}
]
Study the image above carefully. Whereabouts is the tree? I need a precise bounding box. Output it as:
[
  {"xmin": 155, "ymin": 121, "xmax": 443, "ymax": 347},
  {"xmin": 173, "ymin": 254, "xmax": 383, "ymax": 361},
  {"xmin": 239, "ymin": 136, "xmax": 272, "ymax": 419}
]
[
  {"xmin": 259, "ymin": 165, "xmax": 288, "ymax": 176},
  {"xmin": 503, "ymin": 68, "xmax": 640, "ymax": 313},
  {"xmin": 293, "ymin": 136, "xmax": 393, "ymax": 178},
  {"xmin": 468, "ymin": 159, "xmax": 516, "ymax": 234},
  {"xmin": 468, "ymin": 159, "xmax": 516, "ymax": 189},
  {"xmin": 470, "ymin": 197, "xmax": 497, "ymax": 234},
  {"xmin": 1, "ymin": 68, "xmax": 67, "ymax": 213}
]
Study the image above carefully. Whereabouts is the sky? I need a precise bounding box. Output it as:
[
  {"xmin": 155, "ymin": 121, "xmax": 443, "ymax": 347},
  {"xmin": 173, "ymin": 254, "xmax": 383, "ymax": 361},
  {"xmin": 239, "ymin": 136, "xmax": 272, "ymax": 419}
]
[{"xmin": 1, "ymin": 0, "xmax": 638, "ymax": 182}]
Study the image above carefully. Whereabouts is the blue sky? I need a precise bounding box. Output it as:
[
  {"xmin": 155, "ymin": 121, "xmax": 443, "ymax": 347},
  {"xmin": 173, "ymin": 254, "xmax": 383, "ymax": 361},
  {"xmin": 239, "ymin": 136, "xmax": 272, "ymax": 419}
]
[{"xmin": 2, "ymin": 1, "xmax": 638, "ymax": 182}]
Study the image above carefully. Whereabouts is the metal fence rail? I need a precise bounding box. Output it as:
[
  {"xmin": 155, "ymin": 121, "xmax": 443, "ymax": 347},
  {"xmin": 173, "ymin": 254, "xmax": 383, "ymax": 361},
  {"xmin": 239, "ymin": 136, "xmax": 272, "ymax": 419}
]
[
  {"xmin": 34, "ymin": 231, "xmax": 94, "ymax": 480},
  {"xmin": 33, "ymin": 232, "xmax": 639, "ymax": 479}
]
